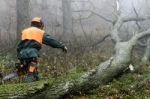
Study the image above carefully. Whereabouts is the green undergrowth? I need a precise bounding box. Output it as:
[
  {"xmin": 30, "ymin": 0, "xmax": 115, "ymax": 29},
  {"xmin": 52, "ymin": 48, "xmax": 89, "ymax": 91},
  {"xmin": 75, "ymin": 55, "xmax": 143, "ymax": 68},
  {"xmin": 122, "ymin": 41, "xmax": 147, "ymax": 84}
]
[
  {"xmin": 73, "ymin": 68, "xmax": 150, "ymax": 99},
  {"xmin": 0, "ymin": 66, "xmax": 86, "ymax": 98},
  {"xmin": 0, "ymin": 81, "xmax": 47, "ymax": 93},
  {"xmin": 38, "ymin": 66, "xmax": 86, "ymax": 87},
  {"xmin": 0, "ymin": 54, "xmax": 150, "ymax": 99},
  {"xmin": 0, "ymin": 63, "xmax": 150, "ymax": 99},
  {"xmin": 48, "ymin": 66, "xmax": 86, "ymax": 83}
]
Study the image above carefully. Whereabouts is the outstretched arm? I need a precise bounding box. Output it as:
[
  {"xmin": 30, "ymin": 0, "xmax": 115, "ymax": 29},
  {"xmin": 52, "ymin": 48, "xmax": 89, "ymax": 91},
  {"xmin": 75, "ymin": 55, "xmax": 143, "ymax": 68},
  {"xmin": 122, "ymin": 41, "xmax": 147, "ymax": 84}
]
[{"xmin": 42, "ymin": 33, "xmax": 67, "ymax": 52}]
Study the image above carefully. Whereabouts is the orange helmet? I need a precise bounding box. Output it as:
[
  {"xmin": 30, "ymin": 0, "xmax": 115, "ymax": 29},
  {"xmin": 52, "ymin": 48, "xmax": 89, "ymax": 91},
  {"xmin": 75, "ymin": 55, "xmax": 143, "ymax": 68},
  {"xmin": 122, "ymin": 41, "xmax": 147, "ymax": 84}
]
[
  {"xmin": 31, "ymin": 17, "xmax": 41, "ymax": 23},
  {"xmin": 31, "ymin": 17, "xmax": 44, "ymax": 29}
]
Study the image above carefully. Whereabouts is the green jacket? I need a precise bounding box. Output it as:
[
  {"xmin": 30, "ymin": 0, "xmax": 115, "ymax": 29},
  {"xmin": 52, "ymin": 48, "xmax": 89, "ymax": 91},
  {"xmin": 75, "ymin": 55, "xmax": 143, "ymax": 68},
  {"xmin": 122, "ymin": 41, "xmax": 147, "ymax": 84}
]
[{"xmin": 17, "ymin": 33, "xmax": 64, "ymax": 59}]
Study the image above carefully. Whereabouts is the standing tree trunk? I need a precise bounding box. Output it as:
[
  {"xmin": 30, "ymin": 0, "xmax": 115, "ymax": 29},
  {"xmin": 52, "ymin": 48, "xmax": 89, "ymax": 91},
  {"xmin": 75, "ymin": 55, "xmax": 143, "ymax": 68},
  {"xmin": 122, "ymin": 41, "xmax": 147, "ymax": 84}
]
[
  {"xmin": 1, "ymin": 15, "xmax": 150, "ymax": 99},
  {"xmin": 1, "ymin": 1, "xmax": 150, "ymax": 98},
  {"xmin": 142, "ymin": 37, "xmax": 150, "ymax": 63},
  {"xmin": 0, "ymin": 0, "xmax": 30, "ymax": 53},
  {"xmin": 16, "ymin": 0, "xmax": 30, "ymax": 39},
  {"xmin": 62, "ymin": 0, "xmax": 73, "ymax": 40}
]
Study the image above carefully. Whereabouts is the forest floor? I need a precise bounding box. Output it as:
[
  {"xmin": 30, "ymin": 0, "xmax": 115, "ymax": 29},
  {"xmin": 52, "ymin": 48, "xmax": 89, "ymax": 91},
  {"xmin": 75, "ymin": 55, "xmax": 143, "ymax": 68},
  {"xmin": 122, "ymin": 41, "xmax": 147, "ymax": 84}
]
[
  {"xmin": 0, "ymin": 65, "xmax": 149, "ymax": 99},
  {"xmin": 0, "ymin": 52, "xmax": 149, "ymax": 99},
  {"xmin": 71, "ymin": 67, "xmax": 150, "ymax": 99}
]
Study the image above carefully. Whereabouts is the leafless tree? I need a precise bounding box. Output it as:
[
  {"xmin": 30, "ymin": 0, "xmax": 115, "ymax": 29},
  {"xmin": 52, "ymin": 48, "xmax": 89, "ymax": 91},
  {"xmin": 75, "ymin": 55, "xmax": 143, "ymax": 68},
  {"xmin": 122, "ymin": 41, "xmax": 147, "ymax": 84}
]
[
  {"xmin": 1, "ymin": 1, "xmax": 150, "ymax": 98},
  {"xmin": 62, "ymin": 0, "xmax": 73, "ymax": 40},
  {"xmin": 16, "ymin": 0, "xmax": 30, "ymax": 38},
  {"xmin": 0, "ymin": 0, "xmax": 30, "ymax": 53}
]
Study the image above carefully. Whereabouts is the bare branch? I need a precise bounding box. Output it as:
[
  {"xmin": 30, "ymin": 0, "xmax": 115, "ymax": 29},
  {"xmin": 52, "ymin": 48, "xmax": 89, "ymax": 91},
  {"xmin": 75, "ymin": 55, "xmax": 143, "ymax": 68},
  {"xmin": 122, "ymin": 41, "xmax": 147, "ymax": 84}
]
[
  {"xmin": 92, "ymin": 34, "xmax": 110, "ymax": 48},
  {"xmin": 110, "ymin": 15, "xmax": 149, "ymax": 43},
  {"xmin": 90, "ymin": 11, "xmax": 114, "ymax": 23},
  {"xmin": 87, "ymin": 0, "xmax": 115, "ymax": 23},
  {"xmin": 132, "ymin": 5, "xmax": 147, "ymax": 47},
  {"xmin": 133, "ymin": 7, "xmax": 141, "ymax": 30},
  {"xmin": 72, "ymin": 0, "xmax": 89, "ymax": 43},
  {"xmin": 130, "ymin": 28, "xmax": 150, "ymax": 45},
  {"xmin": 73, "ymin": 9, "xmax": 114, "ymax": 23},
  {"xmin": 73, "ymin": 10, "xmax": 89, "ymax": 12},
  {"xmin": 137, "ymin": 41, "xmax": 147, "ymax": 47},
  {"xmin": 71, "ymin": 0, "xmax": 89, "ymax": 2},
  {"xmin": 122, "ymin": 17, "xmax": 146, "ymax": 22},
  {"xmin": 78, "ymin": 12, "xmax": 89, "ymax": 41},
  {"xmin": 73, "ymin": 10, "xmax": 93, "ymax": 21}
]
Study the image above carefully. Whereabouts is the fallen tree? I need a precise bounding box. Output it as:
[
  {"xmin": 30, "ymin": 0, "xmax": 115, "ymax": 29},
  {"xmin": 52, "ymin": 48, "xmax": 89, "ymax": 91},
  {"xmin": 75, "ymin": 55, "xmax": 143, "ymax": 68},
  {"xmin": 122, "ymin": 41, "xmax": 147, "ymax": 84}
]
[
  {"xmin": 38, "ymin": 16, "xmax": 150, "ymax": 99},
  {"xmin": 0, "ymin": 15, "xmax": 150, "ymax": 99},
  {"xmin": 1, "ymin": 0, "xmax": 150, "ymax": 98}
]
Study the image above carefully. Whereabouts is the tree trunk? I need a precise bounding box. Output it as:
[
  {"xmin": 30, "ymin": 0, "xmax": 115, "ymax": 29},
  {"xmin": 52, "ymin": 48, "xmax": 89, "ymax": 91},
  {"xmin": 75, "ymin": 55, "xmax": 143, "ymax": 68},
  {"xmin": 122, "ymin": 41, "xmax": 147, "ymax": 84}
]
[
  {"xmin": 62, "ymin": 0, "xmax": 73, "ymax": 40},
  {"xmin": 33, "ymin": 25, "xmax": 150, "ymax": 99},
  {"xmin": 1, "ymin": 15, "xmax": 150, "ymax": 99},
  {"xmin": 142, "ymin": 37, "xmax": 150, "ymax": 63},
  {"xmin": 16, "ymin": 0, "xmax": 30, "ymax": 39}
]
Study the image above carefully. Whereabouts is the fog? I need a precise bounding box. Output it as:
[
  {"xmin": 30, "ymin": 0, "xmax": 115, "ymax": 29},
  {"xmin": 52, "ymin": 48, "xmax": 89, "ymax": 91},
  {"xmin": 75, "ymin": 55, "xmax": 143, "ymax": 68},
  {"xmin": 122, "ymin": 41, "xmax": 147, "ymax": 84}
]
[
  {"xmin": 0, "ymin": 1, "xmax": 150, "ymax": 97},
  {"xmin": 0, "ymin": 0, "xmax": 150, "ymax": 50}
]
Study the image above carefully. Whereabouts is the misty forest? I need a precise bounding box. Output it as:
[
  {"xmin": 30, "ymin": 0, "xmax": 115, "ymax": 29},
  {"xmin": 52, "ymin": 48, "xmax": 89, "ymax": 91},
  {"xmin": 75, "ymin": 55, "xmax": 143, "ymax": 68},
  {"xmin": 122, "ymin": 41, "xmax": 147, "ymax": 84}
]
[{"xmin": 0, "ymin": 0, "xmax": 150, "ymax": 99}]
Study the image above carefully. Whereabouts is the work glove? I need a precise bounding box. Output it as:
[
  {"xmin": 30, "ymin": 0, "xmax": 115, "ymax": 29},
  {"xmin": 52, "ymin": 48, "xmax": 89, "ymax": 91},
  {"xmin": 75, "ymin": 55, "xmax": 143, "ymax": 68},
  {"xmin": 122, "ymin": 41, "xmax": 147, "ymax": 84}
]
[{"xmin": 62, "ymin": 46, "xmax": 67, "ymax": 53}]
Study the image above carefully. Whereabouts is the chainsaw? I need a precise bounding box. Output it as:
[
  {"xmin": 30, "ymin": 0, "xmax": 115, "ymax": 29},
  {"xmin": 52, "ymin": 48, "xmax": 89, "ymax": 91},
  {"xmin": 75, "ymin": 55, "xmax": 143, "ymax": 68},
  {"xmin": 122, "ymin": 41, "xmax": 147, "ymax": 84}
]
[
  {"xmin": 1, "ymin": 63, "xmax": 26, "ymax": 82},
  {"xmin": 2, "ymin": 72, "xmax": 18, "ymax": 82}
]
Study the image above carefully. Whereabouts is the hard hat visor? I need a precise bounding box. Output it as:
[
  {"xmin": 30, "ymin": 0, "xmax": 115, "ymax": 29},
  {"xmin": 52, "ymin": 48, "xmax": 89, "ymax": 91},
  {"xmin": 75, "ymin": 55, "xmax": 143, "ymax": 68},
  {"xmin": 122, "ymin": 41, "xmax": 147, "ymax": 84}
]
[{"xmin": 32, "ymin": 17, "xmax": 41, "ymax": 23}]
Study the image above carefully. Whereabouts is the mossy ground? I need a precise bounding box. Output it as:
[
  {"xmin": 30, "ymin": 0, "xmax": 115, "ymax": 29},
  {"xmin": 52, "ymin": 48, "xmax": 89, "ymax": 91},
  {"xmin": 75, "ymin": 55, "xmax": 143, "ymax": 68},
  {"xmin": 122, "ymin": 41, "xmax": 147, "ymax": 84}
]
[
  {"xmin": 0, "ymin": 65, "xmax": 150, "ymax": 99},
  {"xmin": 0, "ymin": 53, "xmax": 150, "ymax": 99},
  {"xmin": 72, "ymin": 68, "xmax": 150, "ymax": 99},
  {"xmin": 0, "ymin": 65, "xmax": 85, "ymax": 98}
]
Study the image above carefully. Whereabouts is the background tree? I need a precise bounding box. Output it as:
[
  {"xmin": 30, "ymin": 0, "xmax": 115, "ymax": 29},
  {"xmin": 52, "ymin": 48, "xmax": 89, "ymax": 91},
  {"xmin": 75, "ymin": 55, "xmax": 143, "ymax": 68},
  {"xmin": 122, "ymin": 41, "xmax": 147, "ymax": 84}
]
[
  {"xmin": 62, "ymin": 0, "xmax": 73, "ymax": 40},
  {"xmin": 0, "ymin": 0, "xmax": 150, "ymax": 98},
  {"xmin": 16, "ymin": 0, "xmax": 30, "ymax": 39},
  {"xmin": 1, "ymin": 1, "xmax": 150, "ymax": 98}
]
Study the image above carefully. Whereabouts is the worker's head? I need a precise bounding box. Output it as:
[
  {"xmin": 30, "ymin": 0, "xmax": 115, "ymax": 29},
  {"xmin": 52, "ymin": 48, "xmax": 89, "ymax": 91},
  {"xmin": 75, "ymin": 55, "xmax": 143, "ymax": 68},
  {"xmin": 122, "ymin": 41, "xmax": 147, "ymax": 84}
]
[{"xmin": 31, "ymin": 17, "xmax": 44, "ymax": 30}]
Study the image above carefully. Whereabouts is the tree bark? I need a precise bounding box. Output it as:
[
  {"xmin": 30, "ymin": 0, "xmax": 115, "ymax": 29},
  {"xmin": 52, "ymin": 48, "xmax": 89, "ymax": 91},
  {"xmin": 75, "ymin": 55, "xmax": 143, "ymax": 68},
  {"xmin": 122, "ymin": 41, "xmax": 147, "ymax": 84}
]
[
  {"xmin": 62, "ymin": 0, "xmax": 73, "ymax": 40},
  {"xmin": 142, "ymin": 37, "xmax": 150, "ymax": 63},
  {"xmin": 1, "ymin": 1, "xmax": 150, "ymax": 98},
  {"xmin": 16, "ymin": 0, "xmax": 30, "ymax": 39},
  {"xmin": 35, "ymin": 18, "xmax": 150, "ymax": 99},
  {"xmin": 1, "ymin": 15, "xmax": 150, "ymax": 99}
]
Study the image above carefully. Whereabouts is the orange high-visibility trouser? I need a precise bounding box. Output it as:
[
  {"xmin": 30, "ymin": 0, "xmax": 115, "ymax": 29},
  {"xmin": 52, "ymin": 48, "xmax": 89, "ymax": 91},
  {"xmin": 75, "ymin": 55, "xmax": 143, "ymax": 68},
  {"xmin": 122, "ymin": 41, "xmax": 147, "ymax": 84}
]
[
  {"xmin": 18, "ymin": 58, "xmax": 39, "ymax": 81},
  {"xmin": 19, "ymin": 58, "xmax": 38, "ymax": 74},
  {"xmin": 28, "ymin": 61, "xmax": 37, "ymax": 73}
]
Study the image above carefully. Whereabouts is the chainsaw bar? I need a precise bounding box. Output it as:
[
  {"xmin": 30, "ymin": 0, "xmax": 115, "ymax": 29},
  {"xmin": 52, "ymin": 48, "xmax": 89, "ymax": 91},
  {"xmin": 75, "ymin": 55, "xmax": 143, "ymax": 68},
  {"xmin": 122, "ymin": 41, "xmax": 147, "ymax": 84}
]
[{"xmin": 2, "ymin": 72, "xmax": 18, "ymax": 81}]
